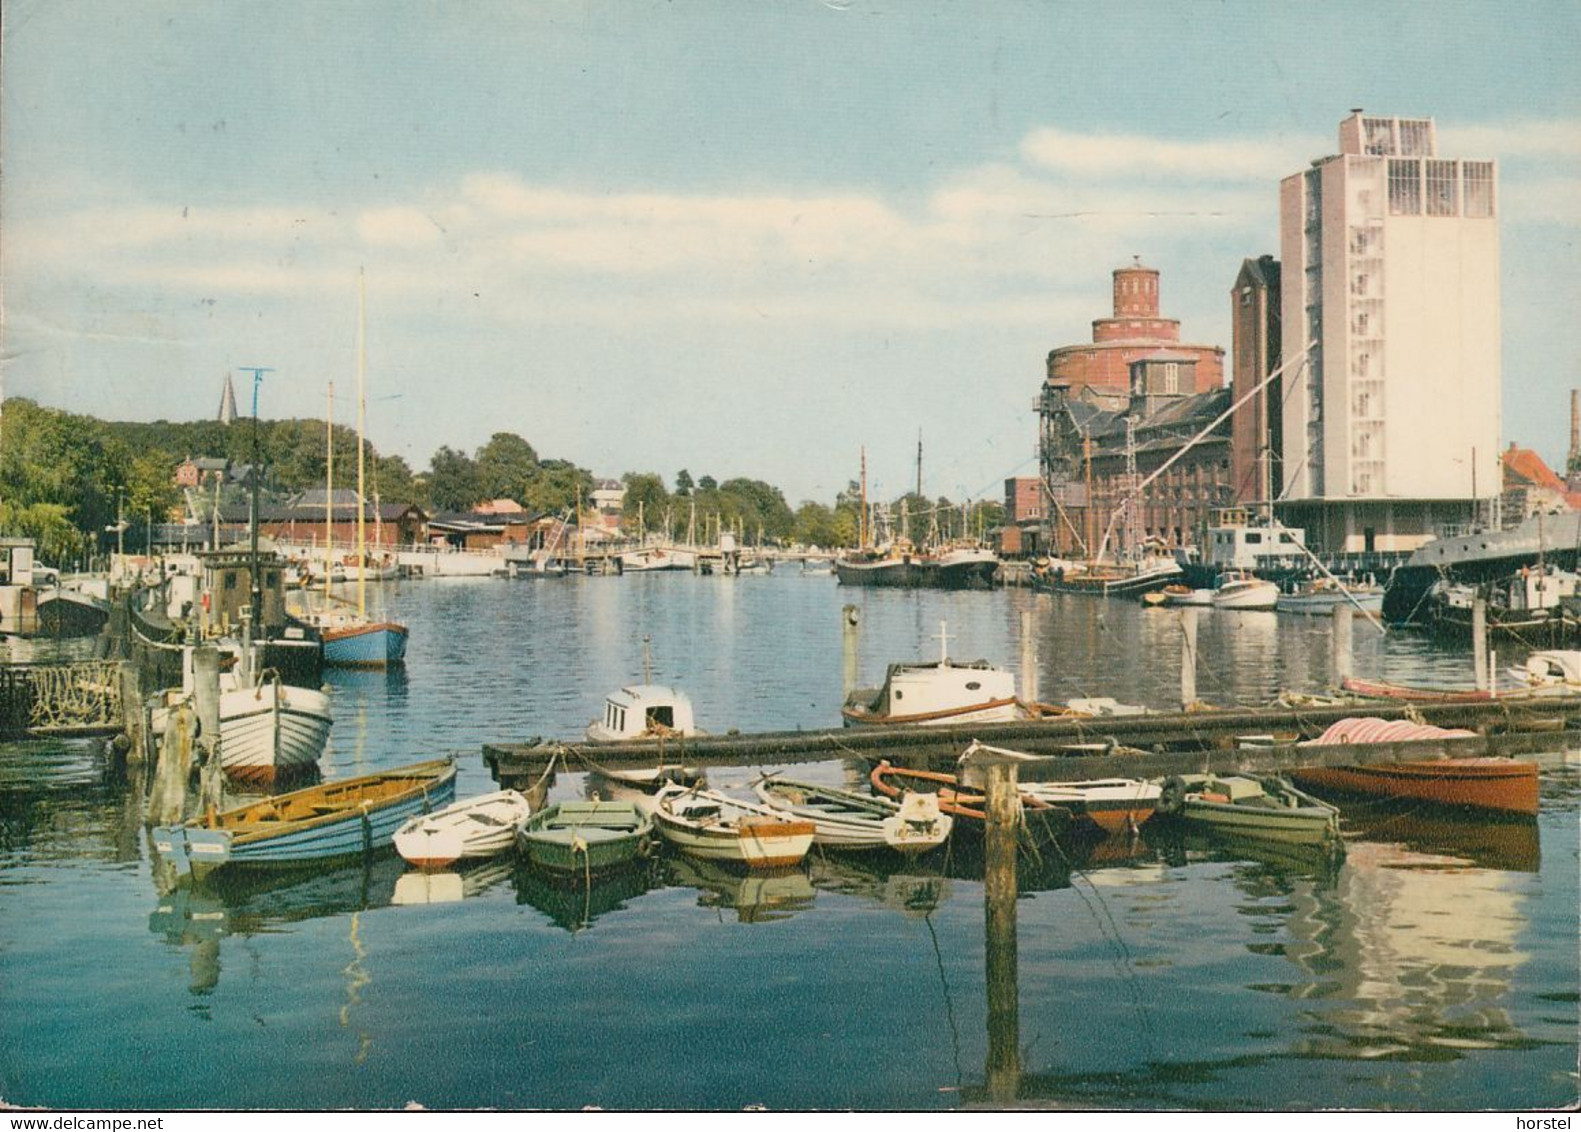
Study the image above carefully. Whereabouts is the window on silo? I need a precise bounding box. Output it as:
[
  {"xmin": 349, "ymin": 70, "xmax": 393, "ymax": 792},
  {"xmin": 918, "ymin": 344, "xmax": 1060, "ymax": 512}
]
[
  {"xmin": 1363, "ymin": 118, "xmax": 1394, "ymax": 155},
  {"xmin": 1464, "ymin": 162, "xmax": 1495, "ymax": 218},
  {"xmin": 1427, "ymin": 161, "xmax": 1458, "ymax": 216},
  {"xmin": 1388, "ymin": 159, "xmax": 1421, "ymax": 214},
  {"xmin": 1398, "ymin": 120, "xmax": 1433, "ymax": 156}
]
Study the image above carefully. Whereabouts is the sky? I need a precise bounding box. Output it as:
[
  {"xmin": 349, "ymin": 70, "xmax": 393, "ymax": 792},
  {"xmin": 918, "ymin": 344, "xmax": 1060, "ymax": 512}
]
[{"xmin": 3, "ymin": 1, "xmax": 1578, "ymax": 507}]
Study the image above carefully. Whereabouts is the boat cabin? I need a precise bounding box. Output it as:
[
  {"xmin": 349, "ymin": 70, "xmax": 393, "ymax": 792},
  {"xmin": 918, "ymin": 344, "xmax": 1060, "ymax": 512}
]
[
  {"xmin": 587, "ymin": 685, "xmax": 700, "ymax": 741},
  {"xmin": 1205, "ymin": 509, "xmax": 1307, "ymax": 571}
]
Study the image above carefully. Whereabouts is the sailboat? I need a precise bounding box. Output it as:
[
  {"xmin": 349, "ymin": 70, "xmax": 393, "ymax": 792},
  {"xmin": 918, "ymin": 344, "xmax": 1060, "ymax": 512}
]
[{"xmin": 311, "ymin": 272, "xmax": 409, "ymax": 668}]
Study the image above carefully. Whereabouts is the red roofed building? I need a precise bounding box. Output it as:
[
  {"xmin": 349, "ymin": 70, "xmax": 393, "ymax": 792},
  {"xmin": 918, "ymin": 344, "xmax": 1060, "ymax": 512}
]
[{"xmin": 1501, "ymin": 444, "xmax": 1581, "ymax": 517}]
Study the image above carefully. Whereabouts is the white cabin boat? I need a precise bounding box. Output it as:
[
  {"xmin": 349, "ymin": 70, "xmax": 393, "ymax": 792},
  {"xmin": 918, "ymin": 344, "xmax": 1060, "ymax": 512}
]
[
  {"xmin": 393, "ymin": 789, "xmax": 532, "ymax": 870},
  {"xmin": 842, "ymin": 621, "xmax": 1019, "ymax": 726},
  {"xmin": 1211, "ymin": 570, "xmax": 1279, "ymax": 611},
  {"xmin": 586, "ymin": 684, "xmax": 702, "ymax": 742},
  {"xmin": 1509, "ymin": 649, "xmax": 1581, "ymax": 690}
]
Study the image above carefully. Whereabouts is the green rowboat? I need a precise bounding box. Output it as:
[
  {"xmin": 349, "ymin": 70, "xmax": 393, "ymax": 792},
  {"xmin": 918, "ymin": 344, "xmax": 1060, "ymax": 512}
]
[{"xmin": 516, "ymin": 801, "xmax": 653, "ymax": 876}]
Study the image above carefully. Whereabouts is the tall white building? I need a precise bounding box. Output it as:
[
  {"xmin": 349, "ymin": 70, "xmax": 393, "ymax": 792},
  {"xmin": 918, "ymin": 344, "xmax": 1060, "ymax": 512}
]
[{"xmin": 1278, "ymin": 110, "xmax": 1500, "ymax": 555}]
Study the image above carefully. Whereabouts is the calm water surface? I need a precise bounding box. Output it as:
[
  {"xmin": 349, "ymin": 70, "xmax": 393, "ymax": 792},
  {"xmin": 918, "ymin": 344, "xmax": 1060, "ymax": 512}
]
[{"xmin": 1, "ymin": 573, "xmax": 1577, "ymax": 1111}]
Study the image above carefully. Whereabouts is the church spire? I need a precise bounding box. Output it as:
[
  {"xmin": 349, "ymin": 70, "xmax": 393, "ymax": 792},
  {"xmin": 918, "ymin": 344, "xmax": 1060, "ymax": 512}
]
[{"xmin": 218, "ymin": 373, "xmax": 238, "ymax": 424}]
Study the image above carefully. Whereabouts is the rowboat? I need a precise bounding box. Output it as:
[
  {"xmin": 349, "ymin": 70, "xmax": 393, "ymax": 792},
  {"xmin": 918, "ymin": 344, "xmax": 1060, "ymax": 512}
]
[
  {"xmin": 954, "ymin": 741, "xmax": 1160, "ymax": 834},
  {"xmin": 1288, "ymin": 717, "xmax": 1539, "ymax": 815},
  {"xmin": 753, "ymin": 775, "xmax": 953, "ymax": 854},
  {"xmin": 868, "ymin": 761, "xmax": 1071, "ymax": 841},
  {"xmin": 152, "ymin": 758, "xmax": 457, "ymax": 878},
  {"xmin": 1338, "ymin": 676, "xmax": 1501, "ymax": 703},
  {"xmin": 650, "ymin": 785, "xmax": 815, "ymax": 869},
  {"xmin": 393, "ymin": 788, "xmax": 531, "ymax": 870},
  {"xmin": 516, "ymin": 800, "xmax": 654, "ymax": 875},
  {"xmin": 1154, "ymin": 773, "xmax": 1342, "ymax": 849}
]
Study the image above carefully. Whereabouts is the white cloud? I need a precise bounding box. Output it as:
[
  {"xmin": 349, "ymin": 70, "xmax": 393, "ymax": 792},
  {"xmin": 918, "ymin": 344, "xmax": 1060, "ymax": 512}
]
[
  {"xmin": 1440, "ymin": 119, "xmax": 1581, "ymax": 161},
  {"xmin": 1020, "ymin": 125, "xmax": 1326, "ymax": 183}
]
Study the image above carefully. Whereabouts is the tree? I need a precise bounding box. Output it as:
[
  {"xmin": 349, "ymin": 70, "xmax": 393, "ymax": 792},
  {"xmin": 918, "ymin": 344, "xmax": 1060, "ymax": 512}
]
[
  {"xmin": 622, "ymin": 473, "xmax": 671, "ymax": 535},
  {"xmin": 697, "ymin": 475, "xmax": 717, "ymax": 493},
  {"xmin": 426, "ymin": 446, "xmax": 484, "ymax": 512},
  {"xmin": 522, "ymin": 459, "xmax": 592, "ymax": 515},
  {"xmin": 475, "ymin": 432, "xmax": 540, "ymax": 503},
  {"xmin": 674, "ymin": 469, "xmax": 694, "ymax": 497}
]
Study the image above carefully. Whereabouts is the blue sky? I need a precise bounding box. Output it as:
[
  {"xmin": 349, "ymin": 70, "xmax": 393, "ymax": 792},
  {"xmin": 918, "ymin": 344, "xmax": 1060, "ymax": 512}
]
[{"xmin": 4, "ymin": 1, "xmax": 1578, "ymax": 505}]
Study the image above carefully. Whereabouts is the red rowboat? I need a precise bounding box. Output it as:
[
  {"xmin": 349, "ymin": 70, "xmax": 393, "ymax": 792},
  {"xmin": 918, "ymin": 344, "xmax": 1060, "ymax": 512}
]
[{"xmin": 1288, "ymin": 759, "xmax": 1539, "ymax": 816}]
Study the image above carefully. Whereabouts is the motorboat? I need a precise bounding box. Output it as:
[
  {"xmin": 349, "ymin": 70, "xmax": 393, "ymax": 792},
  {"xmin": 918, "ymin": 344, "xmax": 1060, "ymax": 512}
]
[
  {"xmin": 650, "ymin": 785, "xmax": 816, "ymax": 870},
  {"xmin": 1275, "ymin": 577, "xmax": 1384, "ymax": 616},
  {"xmin": 586, "ymin": 684, "xmax": 702, "ymax": 742},
  {"xmin": 841, "ymin": 621, "xmax": 1019, "ymax": 727},
  {"xmin": 753, "ymin": 775, "xmax": 953, "ymax": 854},
  {"xmin": 1210, "ymin": 570, "xmax": 1279, "ymax": 611},
  {"xmin": 393, "ymin": 789, "xmax": 531, "ymax": 870},
  {"xmin": 152, "ymin": 758, "xmax": 457, "ymax": 878}
]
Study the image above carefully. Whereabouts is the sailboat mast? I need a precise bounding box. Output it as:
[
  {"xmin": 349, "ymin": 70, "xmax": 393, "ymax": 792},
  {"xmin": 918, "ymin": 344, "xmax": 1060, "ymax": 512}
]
[
  {"xmin": 860, "ymin": 447, "xmax": 868, "ymax": 549},
  {"xmin": 356, "ymin": 269, "xmax": 368, "ymax": 618},
  {"xmin": 325, "ymin": 381, "xmax": 334, "ymax": 601}
]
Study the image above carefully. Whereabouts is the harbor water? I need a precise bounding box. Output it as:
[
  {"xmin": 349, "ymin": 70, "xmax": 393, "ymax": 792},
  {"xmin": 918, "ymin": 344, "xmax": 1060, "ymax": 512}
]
[{"xmin": 1, "ymin": 572, "xmax": 1577, "ymax": 1111}]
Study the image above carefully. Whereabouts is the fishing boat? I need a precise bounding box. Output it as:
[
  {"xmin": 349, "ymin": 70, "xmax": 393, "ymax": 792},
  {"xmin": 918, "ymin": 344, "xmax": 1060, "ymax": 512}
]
[
  {"xmin": 152, "ymin": 758, "xmax": 457, "ymax": 878},
  {"xmin": 932, "ymin": 542, "xmax": 1001, "ymax": 589},
  {"xmin": 586, "ymin": 684, "xmax": 703, "ymax": 742},
  {"xmin": 1289, "ymin": 717, "xmax": 1540, "ymax": 816},
  {"xmin": 1154, "ymin": 772, "xmax": 1342, "ymax": 849},
  {"xmin": 1275, "ymin": 577, "xmax": 1384, "ymax": 617},
  {"xmin": 868, "ymin": 761, "xmax": 1071, "ymax": 840},
  {"xmin": 1210, "ymin": 570, "xmax": 1279, "ymax": 611},
  {"xmin": 393, "ymin": 788, "xmax": 531, "ymax": 870},
  {"xmin": 842, "ymin": 622, "xmax": 1019, "ymax": 727},
  {"xmin": 150, "ymin": 642, "xmax": 333, "ymax": 785},
  {"xmin": 1035, "ymin": 545, "xmax": 1184, "ymax": 598},
  {"xmin": 650, "ymin": 785, "xmax": 816, "ymax": 869},
  {"xmin": 753, "ymin": 775, "xmax": 953, "ymax": 854},
  {"xmin": 834, "ymin": 545, "xmax": 920, "ymax": 588},
  {"xmin": 1425, "ymin": 564, "xmax": 1581, "ymax": 643},
  {"xmin": 515, "ymin": 801, "xmax": 654, "ymax": 876}
]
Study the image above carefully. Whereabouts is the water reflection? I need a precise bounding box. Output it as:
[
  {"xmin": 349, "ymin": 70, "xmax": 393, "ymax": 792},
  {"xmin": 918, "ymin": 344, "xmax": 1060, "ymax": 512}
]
[
  {"xmin": 512, "ymin": 858, "xmax": 661, "ymax": 932},
  {"xmin": 391, "ymin": 857, "xmax": 514, "ymax": 906},
  {"xmin": 663, "ymin": 856, "xmax": 816, "ymax": 923}
]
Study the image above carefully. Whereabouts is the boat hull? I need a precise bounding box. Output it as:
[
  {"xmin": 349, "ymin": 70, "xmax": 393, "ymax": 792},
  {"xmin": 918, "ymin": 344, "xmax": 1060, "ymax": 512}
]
[
  {"xmin": 153, "ymin": 759, "xmax": 457, "ymax": 877},
  {"xmin": 1288, "ymin": 759, "xmax": 1539, "ymax": 816},
  {"xmin": 517, "ymin": 801, "xmax": 652, "ymax": 875},
  {"xmin": 394, "ymin": 789, "xmax": 530, "ymax": 869},
  {"xmin": 652, "ymin": 796, "xmax": 815, "ymax": 869},
  {"xmin": 214, "ymin": 683, "xmax": 333, "ymax": 785},
  {"xmin": 322, "ymin": 621, "xmax": 409, "ymax": 667}
]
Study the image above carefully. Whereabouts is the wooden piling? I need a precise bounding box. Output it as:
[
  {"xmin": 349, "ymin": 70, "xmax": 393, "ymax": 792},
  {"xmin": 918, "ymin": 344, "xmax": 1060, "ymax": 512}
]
[
  {"xmin": 192, "ymin": 644, "xmax": 224, "ymax": 814},
  {"xmin": 1472, "ymin": 594, "xmax": 1489, "ymax": 691},
  {"xmin": 978, "ymin": 754, "xmax": 1022, "ymax": 1104},
  {"xmin": 1179, "ymin": 608, "xmax": 1198, "ymax": 709},
  {"xmin": 118, "ymin": 661, "xmax": 147, "ymax": 765},
  {"xmin": 148, "ymin": 702, "xmax": 195, "ymax": 827},
  {"xmin": 841, "ymin": 604, "xmax": 861, "ymax": 698},
  {"xmin": 1019, "ymin": 610, "xmax": 1038, "ymax": 706},
  {"xmin": 1332, "ymin": 605, "xmax": 1354, "ymax": 686}
]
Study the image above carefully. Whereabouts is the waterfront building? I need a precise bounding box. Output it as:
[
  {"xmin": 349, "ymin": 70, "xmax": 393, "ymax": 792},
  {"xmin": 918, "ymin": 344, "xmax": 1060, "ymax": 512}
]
[
  {"xmin": 1276, "ymin": 110, "xmax": 1501, "ymax": 555},
  {"xmin": 1044, "ymin": 259, "xmax": 1225, "ymax": 411},
  {"xmin": 1500, "ymin": 443, "xmax": 1580, "ymax": 520},
  {"xmin": 1229, "ymin": 255, "xmax": 1282, "ymax": 509},
  {"xmin": 589, "ymin": 478, "xmax": 626, "ymax": 534}
]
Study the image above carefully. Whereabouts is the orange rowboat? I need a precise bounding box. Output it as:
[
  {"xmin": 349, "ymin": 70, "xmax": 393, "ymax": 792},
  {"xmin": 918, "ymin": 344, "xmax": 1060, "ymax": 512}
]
[
  {"xmin": 1289, "ymin": 759, "xmax": 1539, "ymax": 816},
  {"xmin": 869, "ymin": 761, "xmax": 1071, "ymax": 837}
]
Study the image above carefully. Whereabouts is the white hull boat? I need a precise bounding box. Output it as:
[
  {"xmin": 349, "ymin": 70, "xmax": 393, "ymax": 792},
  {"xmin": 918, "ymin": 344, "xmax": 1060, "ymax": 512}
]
[
  {"xmin": 754, "ymin": 776, "xmax": 952, "ymax": 854},
  {"xmin": 393, "ymin": 789, "xmax": 532, "ymax": 870},
  {"xmin": 1211, "ymin": 571, "xmax": 1279, "ymax": 611},
  {"xmin": 651, "ymin": 786, "xmax": 815, "ymax": 869}
]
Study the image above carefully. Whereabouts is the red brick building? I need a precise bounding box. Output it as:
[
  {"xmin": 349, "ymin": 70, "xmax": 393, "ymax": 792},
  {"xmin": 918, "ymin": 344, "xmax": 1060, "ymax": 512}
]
[{"xmin": 1046, "ymin": 260, "xmax": 1225, "ymax": 410}]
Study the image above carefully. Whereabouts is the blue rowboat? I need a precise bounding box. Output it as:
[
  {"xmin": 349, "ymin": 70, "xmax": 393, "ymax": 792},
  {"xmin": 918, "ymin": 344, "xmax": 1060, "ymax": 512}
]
[
  {"xmin": 153, "ymin": 758, "xmax": 456, "ymax": 878},
  {"xmin": 321, "ymin": 619, "xmax": 409, "ymax": 668}
]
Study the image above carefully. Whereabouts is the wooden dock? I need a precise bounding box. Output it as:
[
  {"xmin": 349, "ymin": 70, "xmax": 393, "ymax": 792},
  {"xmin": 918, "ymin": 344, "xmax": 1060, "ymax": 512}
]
[{"xmin": 482, "ymin": 694, "xmax": 1581, "ymax": 789}]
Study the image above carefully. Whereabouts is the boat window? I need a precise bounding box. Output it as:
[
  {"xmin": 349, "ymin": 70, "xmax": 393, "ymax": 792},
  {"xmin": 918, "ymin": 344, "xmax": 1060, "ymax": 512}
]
[
  {"xmin": 1245, "ymin": 532, "xmax": 1262, "ymax": 544},
  {"xmin": 894, "ymin": 690, "xmax": 903, "ymax": 700},
  {"xmin": 966, "ymin": 681, "xmax": 981, "ymax": 691},
  {"xmin": 647, "ymin": 706, "xmax": 675, "ymax": 729}
]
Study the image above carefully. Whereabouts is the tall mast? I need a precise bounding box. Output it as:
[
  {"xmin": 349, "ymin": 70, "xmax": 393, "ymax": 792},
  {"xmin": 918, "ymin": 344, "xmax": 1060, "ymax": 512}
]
[
  {"xmin": 356, "ymin": 269, "xmax": 367, "ymax": 618},
  {"xmin": 859, "ymin": 447, "xmax": 868, "ymax": 549},
  {"xmin": 324, "ymin": 381, "xmax": 334, "ymax": 601}
]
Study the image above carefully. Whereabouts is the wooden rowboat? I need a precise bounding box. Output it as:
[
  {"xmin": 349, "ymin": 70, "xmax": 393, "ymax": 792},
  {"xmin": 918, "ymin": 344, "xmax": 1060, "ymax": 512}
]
[
  {"xmin": 753, "ymin": 775, "xmax": 953, "ymax": 854},
  {"xmin": 1155, "ymin": 773, "xmax": 1342, "ymax": 850},
  {"xmin": 868, "ymin": 761, "xmax": 1071, "ymax": 841},
  {"xmin": 393, "ymin": 789, "xmax": 531, "ymax": 870},
  {"xmin": 153, "ymin": 758, "xmax": 457, "ymax": 878},
  {"xmin": 516, "ymin": 800, "xmax": 653, "ymax": 876},
  {"xmin": 651, "ymin": 785, "xmax": 815, "ymax": 870}
]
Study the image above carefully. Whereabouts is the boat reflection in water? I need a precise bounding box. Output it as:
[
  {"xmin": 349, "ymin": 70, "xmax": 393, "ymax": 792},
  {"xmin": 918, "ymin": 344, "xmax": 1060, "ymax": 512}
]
[
  {"xmin": 663, "ymin": 856, "xmax": 816, "ymax": 924},
  {"xmin": 148, "ymin": 854, "xmax": 409, "ymax": 996},
  {"xmin": 512, "ymin": 859, "xmax": 662, "ymax": 934},
  {"xmin": 391, "ymin": 857, "xmax": 515, "ymax": 907}
]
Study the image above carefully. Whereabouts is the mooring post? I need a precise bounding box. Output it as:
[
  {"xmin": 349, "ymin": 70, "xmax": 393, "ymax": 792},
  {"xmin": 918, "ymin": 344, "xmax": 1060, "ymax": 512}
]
[
  {"xmin": 118, "ymin": 661, "xmax": 146, "ymax": 766},
  {"xmin": 149, "ymin": 702, "xmax": 195, "ymax": 827},
  {"xmin": 1019, "ymin": 610, "xmax": 1039, "ymax": 707},
  {"xmin": 1472, "ymin": 593, "xmax": 1489, "ymax": 691},
  {"xmin": 1179, "ymin": 607, "xmax": 1198, "ymax": 709},
  {"xmin": 1332, "ymin": 604, "xmax": 1354, "ymax": 686},
  {"xmin": 192, "ymin": 644, "xmax": 224, "ymax": 813},
  {"xmin": 969, "ymin": 747, "xmax": 1023, "ymax": 1105},
  {"xmin": 841, "ymin": 604, "xmax": 861, "ymax": 698}
]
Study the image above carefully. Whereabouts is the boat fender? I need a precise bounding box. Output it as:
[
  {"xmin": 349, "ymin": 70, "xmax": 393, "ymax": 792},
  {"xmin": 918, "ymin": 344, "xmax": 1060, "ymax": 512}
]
[{"xmin": 1156, "ymin": 776, "xmax": 1187, "ymax": 815}]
